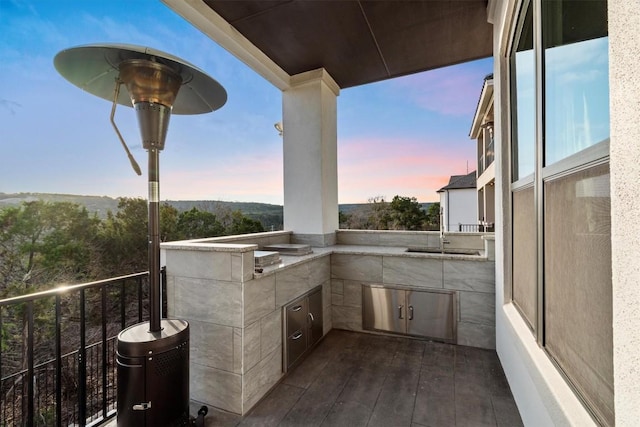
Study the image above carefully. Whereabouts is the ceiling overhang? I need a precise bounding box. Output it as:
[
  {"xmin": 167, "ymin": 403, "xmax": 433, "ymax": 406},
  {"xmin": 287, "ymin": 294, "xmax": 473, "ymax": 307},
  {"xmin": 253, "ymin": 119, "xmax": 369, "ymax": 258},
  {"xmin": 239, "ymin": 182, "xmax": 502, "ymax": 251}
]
[{"xmin": 163, "ymin": 0, "xmax": 493, "ymax": 90}]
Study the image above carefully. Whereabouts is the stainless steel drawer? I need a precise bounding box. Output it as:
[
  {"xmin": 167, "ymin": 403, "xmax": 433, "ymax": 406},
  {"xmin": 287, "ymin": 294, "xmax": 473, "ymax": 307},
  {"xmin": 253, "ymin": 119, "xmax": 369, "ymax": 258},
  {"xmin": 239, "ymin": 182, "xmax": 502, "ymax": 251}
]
[
  {"xmin": 286, "ymin": 329, "xmax": 307, "ymax": 368},
  {"xmin": 286, "ymin": 299, "xmax": 308, "ymax": 337},
  {"xmin": 283, "ymin": 285, "xmax": 325, "ymax": 372}
]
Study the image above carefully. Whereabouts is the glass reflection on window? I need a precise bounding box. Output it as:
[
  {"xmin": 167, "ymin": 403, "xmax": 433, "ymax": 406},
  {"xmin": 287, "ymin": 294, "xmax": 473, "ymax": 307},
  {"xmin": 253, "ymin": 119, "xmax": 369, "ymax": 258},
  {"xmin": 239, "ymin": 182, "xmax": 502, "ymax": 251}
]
[
  {"xmin": 544, "ymin": 0, "xmax": 609, "ymax": 166},
  {"xmin": 511, "ymin": 2, "xmax": 535, "ymax": 181}
]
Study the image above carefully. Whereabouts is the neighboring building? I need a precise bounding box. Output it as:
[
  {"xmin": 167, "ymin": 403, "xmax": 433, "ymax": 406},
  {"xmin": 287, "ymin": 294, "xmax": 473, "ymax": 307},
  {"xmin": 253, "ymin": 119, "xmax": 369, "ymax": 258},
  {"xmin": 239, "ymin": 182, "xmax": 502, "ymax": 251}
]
[
  {"xmin": 158, "ymin": 1, "xmax": 640, "ymax": 425},
  {"xmin": 437, "ymin": 171, "xmax": 478, "ymax": 232},
  {"xmin": 469, "ymin": 75, "xmax": 495, "ymax": 231}
]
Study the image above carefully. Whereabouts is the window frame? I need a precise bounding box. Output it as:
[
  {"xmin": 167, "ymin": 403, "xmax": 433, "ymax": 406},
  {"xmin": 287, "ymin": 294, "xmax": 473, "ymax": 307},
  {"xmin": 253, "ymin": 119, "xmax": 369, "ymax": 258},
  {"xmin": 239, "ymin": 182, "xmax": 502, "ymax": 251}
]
[{"xmin": 506, "ymin": 0, "xmax": 612, "ymax": 424}]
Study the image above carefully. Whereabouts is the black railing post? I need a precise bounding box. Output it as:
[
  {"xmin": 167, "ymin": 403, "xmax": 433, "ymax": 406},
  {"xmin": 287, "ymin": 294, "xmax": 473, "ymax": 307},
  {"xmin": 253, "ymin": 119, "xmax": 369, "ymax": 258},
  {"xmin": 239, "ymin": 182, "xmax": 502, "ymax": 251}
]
[
  {"xmin": 0, "ymin": 272, "xmax": 148, "ymax": 426},
  {"xmin": 78, "ymin": 290, "xmax": 86, "ymax": 427},
  {"xmin": 55, "ymin": 295, "xmax": 62, "ymax": 427},
  {"xmin": 101, "ymin": 285, "xmax": 108, "ymax": 419},
  {"xmin": 0, "ymin": 306, "xmax": 3, "ymax": 391},
  {"xmin": 27, "ymin": 302, "xmax": 35, "ymax": 427}
]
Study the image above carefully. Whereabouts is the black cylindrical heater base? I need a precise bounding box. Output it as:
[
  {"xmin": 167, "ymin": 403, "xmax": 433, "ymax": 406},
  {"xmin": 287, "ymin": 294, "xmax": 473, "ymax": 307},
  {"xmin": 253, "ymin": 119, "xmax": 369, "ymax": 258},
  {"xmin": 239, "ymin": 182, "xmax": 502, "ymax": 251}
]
[{"xmin": 117, "ymin": 319, "xmax": 189, "ymax": 427}]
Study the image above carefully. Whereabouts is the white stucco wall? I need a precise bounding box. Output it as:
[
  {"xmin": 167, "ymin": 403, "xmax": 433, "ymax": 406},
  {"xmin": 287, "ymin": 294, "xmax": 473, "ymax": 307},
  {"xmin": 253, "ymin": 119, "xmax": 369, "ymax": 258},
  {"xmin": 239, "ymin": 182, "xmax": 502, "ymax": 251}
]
[
  {"xmin": 440, "ymin": 188, "xmax": 478, "ymax": 231},
  {"xmin": 609, "ymin": 0, "xmax": 640, "ymax": 423}
]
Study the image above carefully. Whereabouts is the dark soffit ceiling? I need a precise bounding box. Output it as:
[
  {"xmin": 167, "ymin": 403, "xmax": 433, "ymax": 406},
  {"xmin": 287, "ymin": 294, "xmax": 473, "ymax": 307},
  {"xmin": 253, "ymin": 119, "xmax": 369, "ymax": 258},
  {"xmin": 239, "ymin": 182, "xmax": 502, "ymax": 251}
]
[{"xmin": 203, "ymin": 0, "xmax": 493, "ymax": 88}]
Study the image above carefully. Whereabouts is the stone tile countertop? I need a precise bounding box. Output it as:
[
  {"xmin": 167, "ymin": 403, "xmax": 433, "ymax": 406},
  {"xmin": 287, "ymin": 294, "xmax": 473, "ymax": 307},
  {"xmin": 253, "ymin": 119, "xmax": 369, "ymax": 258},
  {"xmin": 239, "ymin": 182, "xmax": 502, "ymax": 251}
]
[
  {"xmin": 252, "ymin": 244, "xmax": 489, "ymax": 279},
  {"xmin": 162, "ymin": 238, "xmax": 490, "ymax": 281}
]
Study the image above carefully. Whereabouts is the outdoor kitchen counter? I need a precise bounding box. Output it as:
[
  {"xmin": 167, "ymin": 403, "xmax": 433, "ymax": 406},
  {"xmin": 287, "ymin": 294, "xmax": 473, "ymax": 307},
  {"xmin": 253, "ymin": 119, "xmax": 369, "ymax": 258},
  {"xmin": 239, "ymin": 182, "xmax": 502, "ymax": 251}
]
[
  {"xmin": 253, "ymin": 243, "xmax": 489, "ymax": 278},
  {"xmin": 162, "ymin": 234, "xmax": 496, "ymax": 417},
  {"xmin": 160, "ymin": 239, "xmax": 490, "ymax": 282}
]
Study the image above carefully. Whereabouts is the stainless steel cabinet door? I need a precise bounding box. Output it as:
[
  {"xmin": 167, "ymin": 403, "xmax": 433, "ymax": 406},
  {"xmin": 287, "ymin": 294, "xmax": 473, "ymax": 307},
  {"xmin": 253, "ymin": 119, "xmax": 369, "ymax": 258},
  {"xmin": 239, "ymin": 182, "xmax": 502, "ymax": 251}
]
[
  {"xmin": 307, "ymin": 287, "xmax": 323, "ymax": 347},
  {"xmin": 362, "ymin": 285, "xmax": 406, "ymax": 334},
  {"xmin": 406, "ymin": 290, "xmax": 456, "ymax": 342}
]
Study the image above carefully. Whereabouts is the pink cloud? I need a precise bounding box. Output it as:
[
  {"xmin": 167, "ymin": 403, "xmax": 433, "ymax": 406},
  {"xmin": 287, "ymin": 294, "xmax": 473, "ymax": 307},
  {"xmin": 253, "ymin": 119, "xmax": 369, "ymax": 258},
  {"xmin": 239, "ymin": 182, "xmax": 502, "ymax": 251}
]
[
  {"xmin": 141, "ymin": 135, "xmax": 474, "ymax": 205},
  {"xmin": 160, "ymin": 154, "xmax": 283, "ymax": 203},
  {"xmin": 338, "ymin": 136, "xmax": 473, "ymax": 203}
]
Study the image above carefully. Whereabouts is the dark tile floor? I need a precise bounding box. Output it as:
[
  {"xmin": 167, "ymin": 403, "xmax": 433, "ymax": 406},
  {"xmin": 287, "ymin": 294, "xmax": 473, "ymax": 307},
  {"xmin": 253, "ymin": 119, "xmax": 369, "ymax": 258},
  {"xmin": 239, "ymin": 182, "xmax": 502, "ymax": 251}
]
[{"xmin": 201, "ymin": 330, "xmax": 523, "ymax": 427}]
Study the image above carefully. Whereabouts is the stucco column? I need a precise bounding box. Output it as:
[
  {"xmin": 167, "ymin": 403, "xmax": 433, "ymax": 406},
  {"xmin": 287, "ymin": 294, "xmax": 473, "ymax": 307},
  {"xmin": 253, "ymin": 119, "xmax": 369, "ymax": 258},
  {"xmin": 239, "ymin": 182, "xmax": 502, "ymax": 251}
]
[
  {"xmin": 282, "ymin": 69, "xmax": 340, "ymax": 246},
  {"xmin": 609, "ymin": 1, "xmax": 640, "ymax": 422}
]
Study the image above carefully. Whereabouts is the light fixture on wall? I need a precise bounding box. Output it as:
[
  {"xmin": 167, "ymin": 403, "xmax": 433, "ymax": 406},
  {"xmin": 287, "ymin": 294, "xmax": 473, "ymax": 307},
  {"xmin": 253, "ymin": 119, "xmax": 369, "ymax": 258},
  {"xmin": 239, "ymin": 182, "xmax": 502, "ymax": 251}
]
[{"xmin": 274, "ymin": 121, "xmax": 283, "ymax": 136}]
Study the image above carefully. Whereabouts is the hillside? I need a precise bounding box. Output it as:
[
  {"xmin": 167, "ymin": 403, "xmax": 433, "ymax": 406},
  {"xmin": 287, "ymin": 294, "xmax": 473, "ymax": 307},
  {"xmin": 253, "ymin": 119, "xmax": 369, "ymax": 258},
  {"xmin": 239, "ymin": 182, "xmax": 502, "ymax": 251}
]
[
  {"xmin": 0, "ymin": 192, "xmax": 120, "ymax": 218},
  {"xmin": 0, "ymin": 193, "xmax": 284, "ymax": 229},
  {"xmin": 0, "ymin": 193, "xmax": 433, "ymax": 231}
]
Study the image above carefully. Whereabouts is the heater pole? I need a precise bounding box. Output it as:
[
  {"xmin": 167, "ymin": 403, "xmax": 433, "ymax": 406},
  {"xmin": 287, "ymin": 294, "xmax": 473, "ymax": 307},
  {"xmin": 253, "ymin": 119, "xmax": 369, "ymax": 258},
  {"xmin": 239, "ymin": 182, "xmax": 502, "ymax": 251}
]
[
  {"xmin": 55, "ymin": 44, "xmax": 226, "ymax": 426},
  {"xmin": 148, "ymin": 147, "xmax": 161, "ymax": 332}
]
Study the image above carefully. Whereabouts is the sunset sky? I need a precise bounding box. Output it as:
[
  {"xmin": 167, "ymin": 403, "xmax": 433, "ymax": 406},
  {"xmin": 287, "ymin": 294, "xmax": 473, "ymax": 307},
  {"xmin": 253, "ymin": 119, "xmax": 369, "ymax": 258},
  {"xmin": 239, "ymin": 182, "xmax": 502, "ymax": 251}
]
[{"xmin": 0, "ymin": 0, "xmax": 493, "ymax": 204}]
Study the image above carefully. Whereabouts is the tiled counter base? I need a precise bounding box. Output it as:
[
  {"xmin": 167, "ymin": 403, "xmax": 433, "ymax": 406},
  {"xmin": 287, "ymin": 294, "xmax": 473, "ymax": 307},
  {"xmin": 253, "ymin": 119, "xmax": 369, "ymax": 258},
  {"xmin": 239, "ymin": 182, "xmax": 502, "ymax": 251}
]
[
  {"xmin": 162, "ymin": 241, "xmax": 331, "ymax": 415},
  {"xmin": 330, "ymin": 247, "xmax": 496, "ymax": 349}
]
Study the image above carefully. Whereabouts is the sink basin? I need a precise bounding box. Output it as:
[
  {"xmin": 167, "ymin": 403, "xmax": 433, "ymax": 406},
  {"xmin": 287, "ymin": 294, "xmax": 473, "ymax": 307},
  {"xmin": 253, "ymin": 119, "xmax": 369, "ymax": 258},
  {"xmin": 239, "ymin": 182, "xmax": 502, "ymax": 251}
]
[
  {"xmin": 405, "ymin": 247, "xmax": 480, "ymax": 256},
  {"xmin": 262, "ymin": 243, "xmax": 312, "ymax": 256}
]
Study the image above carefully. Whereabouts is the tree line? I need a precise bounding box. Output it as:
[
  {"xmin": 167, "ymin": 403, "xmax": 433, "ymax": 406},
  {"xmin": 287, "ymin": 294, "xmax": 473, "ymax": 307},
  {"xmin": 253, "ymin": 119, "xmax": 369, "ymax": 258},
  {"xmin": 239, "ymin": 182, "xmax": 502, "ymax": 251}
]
[
  {"xmin": 0, "ymin": 198, "xmax": 264, "ymax": 299},
  {"xmin": 0, "ymin": 195, "xmax": 438, "ymax": 300},
  {"xmin": 340, "ymin": 195, "xmax": 440, "ymax": 231}
]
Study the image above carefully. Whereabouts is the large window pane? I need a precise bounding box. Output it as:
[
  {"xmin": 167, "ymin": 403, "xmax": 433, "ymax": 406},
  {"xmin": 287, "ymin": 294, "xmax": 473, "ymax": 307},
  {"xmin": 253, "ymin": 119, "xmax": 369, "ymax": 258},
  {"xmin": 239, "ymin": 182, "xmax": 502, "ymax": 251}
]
[
  {"xmin": 512, "ymin": 187, "xmax": 536, "ymax": 331},
  {"xmin": 544, "ymin": 163, "xmax": 613, "ymax": 426},
  {"xmin": 544, "ymin": 0, "xmax": 609, "ymax": 166},
  {"xmin": 510, "ymin": 1, "xmax": 535, "ymax": 181}
]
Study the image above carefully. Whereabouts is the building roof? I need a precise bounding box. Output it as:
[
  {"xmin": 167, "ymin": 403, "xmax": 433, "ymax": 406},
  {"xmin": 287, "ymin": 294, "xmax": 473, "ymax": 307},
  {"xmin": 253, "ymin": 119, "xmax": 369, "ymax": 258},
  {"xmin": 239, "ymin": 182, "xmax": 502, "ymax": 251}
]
[
  {"xmin": 437, "ymin": 171, "xmax": 477, "ymax": 192},
  {"xmin": 166, "ymin": 0, "xmax": 493, "ymax": 89},
  {"xmin": 469, "ymin": 75, "xmax": 494, "ymax": 138}
]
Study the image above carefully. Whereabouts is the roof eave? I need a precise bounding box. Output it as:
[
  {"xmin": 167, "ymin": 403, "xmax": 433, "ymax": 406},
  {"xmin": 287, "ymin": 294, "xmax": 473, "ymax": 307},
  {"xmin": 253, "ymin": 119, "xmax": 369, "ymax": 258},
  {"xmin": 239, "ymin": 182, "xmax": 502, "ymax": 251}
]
[{"xmin": 469, "ymin": 78, "xmax": 494, "ymax": 138}]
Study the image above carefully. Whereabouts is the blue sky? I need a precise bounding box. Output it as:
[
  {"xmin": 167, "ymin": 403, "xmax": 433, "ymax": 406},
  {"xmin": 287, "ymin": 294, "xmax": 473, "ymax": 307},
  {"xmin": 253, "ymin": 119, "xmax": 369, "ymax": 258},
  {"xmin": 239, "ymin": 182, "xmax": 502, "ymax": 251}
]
[{"xmin": 0, "ymin": 0, "xmax": 493, "ymax": 204}]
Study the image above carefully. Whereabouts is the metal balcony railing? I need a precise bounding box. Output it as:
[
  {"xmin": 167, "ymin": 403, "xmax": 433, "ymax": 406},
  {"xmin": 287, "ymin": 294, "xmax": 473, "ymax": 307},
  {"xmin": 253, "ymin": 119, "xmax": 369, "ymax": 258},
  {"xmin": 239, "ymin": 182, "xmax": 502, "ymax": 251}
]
[
  {"xmin": 485, "ymin": 141, "xmax": 495, "ymax": 169},
  {"xmin": 0, "ymin": 272, "xmax": 154, "ymax": 427},
  {"xmin": 457, "ymin": 223, "xmax": 495, "ymax": 232}
]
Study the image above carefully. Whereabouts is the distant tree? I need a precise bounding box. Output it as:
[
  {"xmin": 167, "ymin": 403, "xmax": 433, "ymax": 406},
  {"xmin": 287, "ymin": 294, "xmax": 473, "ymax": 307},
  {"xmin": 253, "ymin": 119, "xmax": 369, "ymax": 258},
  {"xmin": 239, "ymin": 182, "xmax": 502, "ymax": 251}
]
[
  {"xmin": 212, "ymin": 204, "xmax": 265, "ymax": 236},
  {"xmin": 176, "ymin": 207, "xmax": 224, "ymax": 239},
  {"xmin": 228, "ymin": 211, "xmax": 265, "ymax": 235},
  {"xmin": 97, "ymin": 198, "xmax": 182, "ymax": 275},
  {"xmin": 341, "ymin": 195, "xmax": 436, "ymax": 231},
  {"xmin": 339, "ymin": 196, "xmax": 391, "ymax": 230},
  {"xmin": 0, "ymin": 201, "xmax": 100, "ymax": 296},
  {"xmin": 366, "ymin": 196, "xmax": 392, "ymax": 229},
  {"xmin": 160, "ymin": 203, "xmax": 180, "ymax": 242},
  {"xmin": 212, "ymin": 203, "xmax": 234, "ymax": 231},
  {"xmin": 0, "ymin": 201, "xmax": 100, "ymax": 373},
  {"xmin": 426, "ymin": 202, "xmax": 441, "ymax": 231},
  {"xmin": 338, "ymin": 211, "xmax": 351, "ymax": 228},
  {"xmin": 97, "ymin": 198, "xmax": 148, "ymax": 276},
  {"xmin": 389, "ymin": 196, "xmax": 428, "ymax": 230}
]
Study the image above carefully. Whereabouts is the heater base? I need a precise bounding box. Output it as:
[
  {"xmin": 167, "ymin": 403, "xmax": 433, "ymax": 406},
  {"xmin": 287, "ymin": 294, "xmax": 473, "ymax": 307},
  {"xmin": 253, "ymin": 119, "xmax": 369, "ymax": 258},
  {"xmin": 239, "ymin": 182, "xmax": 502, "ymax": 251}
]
[{"xmin": 117, "ymin": 319, "xmax": 189, "ymax": 427}]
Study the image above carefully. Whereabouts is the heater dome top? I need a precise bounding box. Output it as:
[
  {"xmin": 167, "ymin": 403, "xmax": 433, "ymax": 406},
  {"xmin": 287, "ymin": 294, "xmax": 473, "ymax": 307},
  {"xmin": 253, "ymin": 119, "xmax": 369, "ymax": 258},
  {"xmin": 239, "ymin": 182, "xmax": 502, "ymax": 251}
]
[{"xmin": 54, "ymin": 43, "xmax": 227, "ymax": 115}]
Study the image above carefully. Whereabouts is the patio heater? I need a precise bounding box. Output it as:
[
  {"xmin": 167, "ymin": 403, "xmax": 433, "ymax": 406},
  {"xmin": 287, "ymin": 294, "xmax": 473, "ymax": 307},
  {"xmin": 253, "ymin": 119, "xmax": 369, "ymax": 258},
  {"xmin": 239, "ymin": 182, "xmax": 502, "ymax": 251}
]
[{"xmin": 54, "ymin": 44, "xmax": 226, "ymax": 426}]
